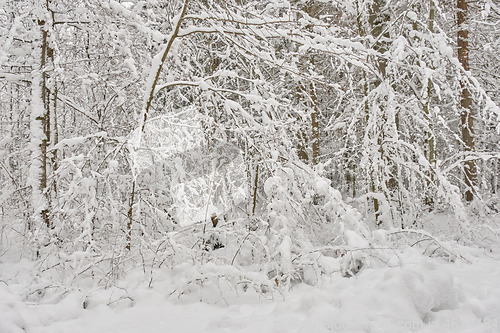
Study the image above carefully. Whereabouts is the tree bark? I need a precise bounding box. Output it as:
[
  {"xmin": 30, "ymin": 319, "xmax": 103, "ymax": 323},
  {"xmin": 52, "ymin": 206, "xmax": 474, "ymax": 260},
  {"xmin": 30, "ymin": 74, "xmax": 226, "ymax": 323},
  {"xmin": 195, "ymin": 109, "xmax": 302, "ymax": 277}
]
[
  {"xmin": 423, "ymin": 0, "xmax": 436, "ymax": 208},
  {"xmin": 38, "ymin": 14, "xmax": 53, "ymax": 228},
  {"xmin": 310, "ymin": 83, "xmax": 320, "ymax": 166},
  {"xmin": 126, "ymin": 180, "xmax": 135, "ymax": 251},
  {"xmin": 368, "ymin": 0, "xmax": 390, "ymax": 79},
  {"xmin": 457, "ymin": 0, "xmax": 476, "ymax": 202},
  {"xmin": 368, "ymin": 0, "xmax": 391, "ymax": 225}
]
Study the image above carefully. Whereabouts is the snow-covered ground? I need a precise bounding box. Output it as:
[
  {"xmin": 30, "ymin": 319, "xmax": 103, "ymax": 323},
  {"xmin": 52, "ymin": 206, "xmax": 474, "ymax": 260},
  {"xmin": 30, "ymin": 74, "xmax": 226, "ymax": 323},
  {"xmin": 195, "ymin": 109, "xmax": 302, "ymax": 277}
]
[{"xmin": 1, "ymin": 244, "xmax": 499, "ymax": 333}]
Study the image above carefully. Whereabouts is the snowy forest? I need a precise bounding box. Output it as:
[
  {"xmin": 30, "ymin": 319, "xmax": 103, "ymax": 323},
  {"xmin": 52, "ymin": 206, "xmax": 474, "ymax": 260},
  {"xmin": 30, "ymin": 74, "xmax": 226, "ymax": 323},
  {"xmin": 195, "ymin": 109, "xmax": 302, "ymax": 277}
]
[{"xmin": 1, "ymin": 0, "xmax": 499, "ymax": 332}]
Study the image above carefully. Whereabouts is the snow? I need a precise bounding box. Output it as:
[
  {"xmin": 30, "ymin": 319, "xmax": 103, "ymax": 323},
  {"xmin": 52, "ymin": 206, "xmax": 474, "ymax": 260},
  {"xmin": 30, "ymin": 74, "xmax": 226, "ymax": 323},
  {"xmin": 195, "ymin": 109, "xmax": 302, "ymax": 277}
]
[
  {"xmin": 1, "ymin": 243, "xmax": 499, "ymax": 333},
  {"xmin": 407, "ymin": 11, "xmax": 418, "ymax": 22},
  {"xmin": 344, "ymin": 230, "xmax": 370, "ymax": 248},
  {"xmin": 2, "ymin": 1, "xmax": 500, "ymax": 332}
]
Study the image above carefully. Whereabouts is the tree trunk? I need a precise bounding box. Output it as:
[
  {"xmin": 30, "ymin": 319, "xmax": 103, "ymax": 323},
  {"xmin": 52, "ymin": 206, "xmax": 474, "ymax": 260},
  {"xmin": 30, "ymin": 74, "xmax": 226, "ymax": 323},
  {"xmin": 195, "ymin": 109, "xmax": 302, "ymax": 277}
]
[
  {"xmin": 457, "ymin": 0, "xmax": 476, "ymax": 202},
  {"xmin": 310, "ymin": 82, "xmax": 320, "ymax": 166},
  {"xmin": 252, "ymin": 164, "xmax": 259, "ymax": 215},
  {"xmin": 368, "ymin": 0, "xmax": 391, "ymax": 226},
  {"xmin": 126, "ymin": 180, "xmax": 136, "ymax": 251},
  {"xmin": 368, "ymin": 0, "xmax": 390, "ymax": 79},
  {"xmin": 36, "ymin": 12, "xmax": 54, "ymax": 229},
  {"xmin": 296, "ymin": 3, "xmax": 321, "ymax": 167},
  {"xmin": 423, "ymin": 0, "xmax": 436, "ymax": 208}
]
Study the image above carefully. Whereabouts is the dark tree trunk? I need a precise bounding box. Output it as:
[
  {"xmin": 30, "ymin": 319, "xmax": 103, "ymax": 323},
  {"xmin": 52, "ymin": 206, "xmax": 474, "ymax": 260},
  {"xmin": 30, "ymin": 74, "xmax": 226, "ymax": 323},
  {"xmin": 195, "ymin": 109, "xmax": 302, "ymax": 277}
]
[{"xmin": 457, "ymin": 0, "xmax": 477, "ymax": 202}]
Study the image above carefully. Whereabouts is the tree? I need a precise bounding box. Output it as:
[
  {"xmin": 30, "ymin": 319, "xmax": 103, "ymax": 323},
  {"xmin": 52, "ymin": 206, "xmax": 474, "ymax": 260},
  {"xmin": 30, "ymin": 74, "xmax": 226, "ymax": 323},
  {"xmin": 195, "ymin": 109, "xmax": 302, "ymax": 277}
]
[
  {"xmin": 1, "ymin": 0, "xmax": 499, "ymax": 291},
  {"xmin": 457, "ymin": 0, "xmax": 476, "ymax": 202}
]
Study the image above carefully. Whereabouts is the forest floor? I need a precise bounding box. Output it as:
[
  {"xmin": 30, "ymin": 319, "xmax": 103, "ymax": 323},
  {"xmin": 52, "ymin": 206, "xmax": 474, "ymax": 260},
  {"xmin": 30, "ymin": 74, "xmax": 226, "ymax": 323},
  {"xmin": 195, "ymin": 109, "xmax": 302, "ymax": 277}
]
[{"xmin": 1, "ymin": 223, "xmax": 500, "ymax": 333}]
